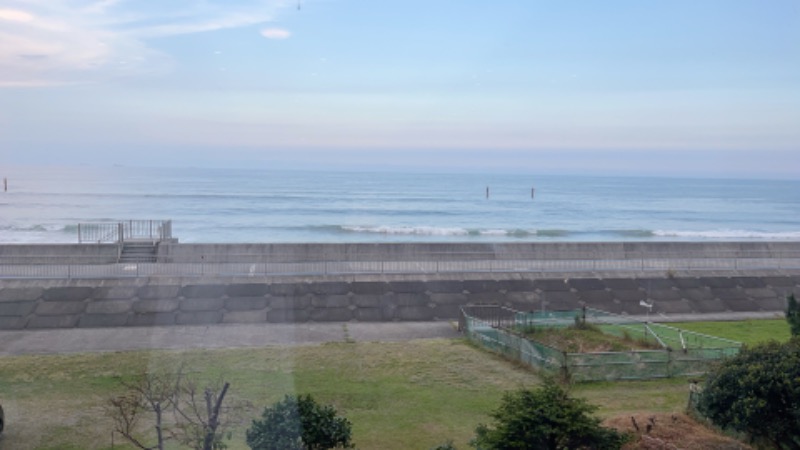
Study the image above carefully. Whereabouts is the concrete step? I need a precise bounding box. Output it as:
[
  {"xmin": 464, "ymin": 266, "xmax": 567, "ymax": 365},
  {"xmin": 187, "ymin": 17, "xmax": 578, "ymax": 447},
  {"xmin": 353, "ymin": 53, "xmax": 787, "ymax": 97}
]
[{"xmin": 120, "ymin": 242, "xmax": 158, "ymax": 263}]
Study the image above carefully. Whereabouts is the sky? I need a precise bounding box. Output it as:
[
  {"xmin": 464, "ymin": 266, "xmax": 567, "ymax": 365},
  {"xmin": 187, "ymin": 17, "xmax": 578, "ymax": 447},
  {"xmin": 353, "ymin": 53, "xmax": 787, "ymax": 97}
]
[{"xmin": 0, "ymin": 0, "xmax": 798, "ymax": 177}]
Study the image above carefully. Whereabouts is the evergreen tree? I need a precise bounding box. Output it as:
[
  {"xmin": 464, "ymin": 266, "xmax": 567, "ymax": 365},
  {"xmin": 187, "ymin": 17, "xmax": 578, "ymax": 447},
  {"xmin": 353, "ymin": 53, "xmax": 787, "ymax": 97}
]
[
  {"xmin": 472, "ymin": 380, "xmax": 628, "ymax": 450},
  {"xmin": 246, "ymin": 394, "xmax": 353, "ymax": 450},
  {"xmin": 787, "ymin": 293, "xmax": 800, "ymax": 337}
]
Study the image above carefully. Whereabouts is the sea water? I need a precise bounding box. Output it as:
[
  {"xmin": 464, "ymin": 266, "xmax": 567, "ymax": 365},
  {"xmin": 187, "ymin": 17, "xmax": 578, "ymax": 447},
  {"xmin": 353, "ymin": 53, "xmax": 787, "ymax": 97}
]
[{"xmin": 0, "ymin": 165, "xmax": 798, "ymax": 244}]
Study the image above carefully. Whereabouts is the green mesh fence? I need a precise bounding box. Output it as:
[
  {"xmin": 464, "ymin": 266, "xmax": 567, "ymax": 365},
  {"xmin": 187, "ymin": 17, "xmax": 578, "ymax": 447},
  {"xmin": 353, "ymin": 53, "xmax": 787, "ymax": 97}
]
[{"xmin": 461, "ymin": 305, "xmax": 741, "ymax": 382}]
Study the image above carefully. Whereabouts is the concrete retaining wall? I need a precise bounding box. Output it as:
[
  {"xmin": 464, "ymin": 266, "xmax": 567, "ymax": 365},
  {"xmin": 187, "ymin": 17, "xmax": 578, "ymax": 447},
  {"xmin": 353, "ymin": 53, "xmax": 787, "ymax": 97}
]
[
  {"xmin": 1, "ymin": 271, "xmax": 797, "ymax": 330},
  {"xmin": 0, "ymin": 244, "xmax": 120, "ymax": 264},
  {"xmin": 3, "ymin": 242, "xmax": 799, "ymax": 264},
  {"xmin": 157, "ymin": 242, "xmax": 800, "ymax": 263}
]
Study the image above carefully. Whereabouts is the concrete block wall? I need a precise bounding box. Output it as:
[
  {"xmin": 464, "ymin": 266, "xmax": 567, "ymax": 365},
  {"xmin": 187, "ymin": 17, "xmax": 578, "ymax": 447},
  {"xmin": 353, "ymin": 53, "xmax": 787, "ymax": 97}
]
[
  {"xmin": 2, "ymin": 241, "xmax": 798, "ymax": 264},
  {"xmin": 0, "ymin": 272, "xmax": 797, "ymax": 330},
  {"xmin": 157, "ymin": 242, "xmax": 800, "ymax": 263},
  {"xmin": 0, "ymin": 244, "xmax": 120, "ymax": 264}
]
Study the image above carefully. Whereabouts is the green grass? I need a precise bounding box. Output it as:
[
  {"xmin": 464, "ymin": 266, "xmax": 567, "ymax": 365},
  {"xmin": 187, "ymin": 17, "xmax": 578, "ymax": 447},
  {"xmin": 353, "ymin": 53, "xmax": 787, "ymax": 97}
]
[
  {"xmin": 1, "ymin": 318, "xmax": 788, "ymax": 449},
  {"xmin": 668, "ymin": 319, "xmax": 790, "ymax": 346},
  {"xmin": 0, "ymin": 340, "xmax": 541, "ymax": 450}
]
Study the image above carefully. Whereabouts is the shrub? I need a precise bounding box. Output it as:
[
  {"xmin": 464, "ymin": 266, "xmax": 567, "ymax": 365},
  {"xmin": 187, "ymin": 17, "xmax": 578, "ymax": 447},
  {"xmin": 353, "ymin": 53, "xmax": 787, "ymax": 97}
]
[
  {"xmin": 430, "ymin": 440, "xmax": 458, "ymax": 450},
  {"xmin": 698, "ymin": 338, "xmax": 800, "ymax": 448},
  {"xmin": 246, "ymin": 394, "xmax": 353, "ymax": 450},
  {"xmin": 787, "ymin": 293, "xmax": 800, "ymax": 337},
  {"xmin": 471, "ymin": 380, "xmax": 629, "ymax": 449}
]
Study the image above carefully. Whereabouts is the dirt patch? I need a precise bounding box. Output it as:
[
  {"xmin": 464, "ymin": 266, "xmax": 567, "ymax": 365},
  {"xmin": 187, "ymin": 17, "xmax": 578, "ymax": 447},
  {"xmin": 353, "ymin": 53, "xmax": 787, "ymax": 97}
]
[
  {"xmin": 524, "ymin": 326, "xmax": 661, "ymax": 353},
  {"xmin": 604, "ymin": 412, "xmax": 752, "ymax": 450}
]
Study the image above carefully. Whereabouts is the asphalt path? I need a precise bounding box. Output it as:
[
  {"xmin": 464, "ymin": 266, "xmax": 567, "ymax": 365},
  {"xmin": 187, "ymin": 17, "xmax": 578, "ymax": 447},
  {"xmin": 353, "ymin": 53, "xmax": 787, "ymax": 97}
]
[
  {"xmin": 0, "ymin": 311, "xmax": 783, "ymax": 356},
  {"xmin": 0, "ymin": 322, "xmax": 461, "ymax": 356}
]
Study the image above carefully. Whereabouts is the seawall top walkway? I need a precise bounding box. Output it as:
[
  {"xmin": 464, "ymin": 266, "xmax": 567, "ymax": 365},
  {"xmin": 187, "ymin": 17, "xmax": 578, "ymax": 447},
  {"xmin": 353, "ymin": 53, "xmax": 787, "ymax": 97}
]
[{"xmin": 2, "ymin": 241, "xmax": 800, "ymax": 280}]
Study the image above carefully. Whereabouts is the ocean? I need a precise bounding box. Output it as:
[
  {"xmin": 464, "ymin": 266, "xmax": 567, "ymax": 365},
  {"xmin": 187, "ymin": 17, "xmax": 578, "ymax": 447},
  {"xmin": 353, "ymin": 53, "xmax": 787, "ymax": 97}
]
[{"xmin": 1, "ymin": 165, "xmax": 798, "ymax": 244}]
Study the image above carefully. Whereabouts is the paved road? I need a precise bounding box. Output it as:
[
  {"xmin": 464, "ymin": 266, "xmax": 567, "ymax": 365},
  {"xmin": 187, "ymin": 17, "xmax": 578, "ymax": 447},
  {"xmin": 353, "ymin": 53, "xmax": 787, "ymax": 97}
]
[
  {"xmin": 0, "ymin": 311, "xmax": 783, "ymax": 356},
  {"xmin": 0, "ymin": 322, "xmax": 461, "ymax": 356}
]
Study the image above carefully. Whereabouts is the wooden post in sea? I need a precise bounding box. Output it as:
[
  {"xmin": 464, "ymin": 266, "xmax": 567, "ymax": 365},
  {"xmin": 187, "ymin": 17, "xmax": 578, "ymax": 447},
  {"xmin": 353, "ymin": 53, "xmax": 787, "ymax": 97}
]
[
  {"xmin": 3, "ymin": 177, "xmax": 6, "ymax": 192},
  {"xmin": 486, "ymin": 186, "xmax": 489, "ymax": 199},
  {"xmin": 531, "ymin": 187, "xmax": 535, "ymax": 199}
]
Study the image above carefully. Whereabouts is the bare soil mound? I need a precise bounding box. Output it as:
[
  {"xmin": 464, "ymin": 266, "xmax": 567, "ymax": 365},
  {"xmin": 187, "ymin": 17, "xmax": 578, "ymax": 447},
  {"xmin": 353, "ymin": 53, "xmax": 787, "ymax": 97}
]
[
  {"xmin": 525, "ymin": 326, "xmax": 661, "ymax": 353},
  {"xmin": 603, "ymin": 412, "xmax": 752, "ymax": 450}
]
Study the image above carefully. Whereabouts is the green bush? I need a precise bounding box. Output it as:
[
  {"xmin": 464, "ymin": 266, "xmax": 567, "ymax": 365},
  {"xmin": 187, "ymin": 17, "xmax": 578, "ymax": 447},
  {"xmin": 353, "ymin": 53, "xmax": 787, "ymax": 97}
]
[
  {"xmin": 698, "ymin": 338, "xmax": 800, "ymax": 449},
  {"xmin": 471, "ymin": 380, "xmax": 629, "ymax": 450},
  {"xmin": 787, "ymin": 293, "xmax": 800, "ymax": 337},
  {"xmin": 430, "ymin": 440, "xmax": 458, "ymax": 450},
  {"xmin": 246, "ymin": 394, "xmax": 353, "ymax": 450}
]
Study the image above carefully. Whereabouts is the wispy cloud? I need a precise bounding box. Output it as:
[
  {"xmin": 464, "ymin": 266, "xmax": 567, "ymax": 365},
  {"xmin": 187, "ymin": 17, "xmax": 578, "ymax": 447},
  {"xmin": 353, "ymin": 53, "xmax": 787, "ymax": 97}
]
[
  {"xmin": 260, "ymin": 27, "xmax": 291, "ymax": 39},
  {"xmin": 0, "ymin": 8, "xmax": 34, "ymax": 22},
  {"xmin": 0, "ymin": 0, "xmax": 287, "ymax": 87}
]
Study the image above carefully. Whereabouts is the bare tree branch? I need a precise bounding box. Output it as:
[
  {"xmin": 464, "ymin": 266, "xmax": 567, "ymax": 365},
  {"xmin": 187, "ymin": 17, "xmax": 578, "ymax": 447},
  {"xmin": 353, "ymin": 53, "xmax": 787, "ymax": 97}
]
[{"xmin": 108, "ymin": 366, "xmax": 242, "ymax": 450}]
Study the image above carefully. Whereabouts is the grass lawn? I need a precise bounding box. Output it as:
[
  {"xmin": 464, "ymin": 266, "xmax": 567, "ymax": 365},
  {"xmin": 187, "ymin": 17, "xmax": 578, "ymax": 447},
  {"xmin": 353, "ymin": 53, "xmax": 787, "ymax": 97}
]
[
  {"xmin": 0, "ymin": 318, "xmax": 789, "ymax": 449},
  {"xmin": 1, "ymin": 339, "xmax": 541, "ymax": 450},
  {"xmin": 668, "ymin": 319, "xmax": 790, "ymax": 346}
]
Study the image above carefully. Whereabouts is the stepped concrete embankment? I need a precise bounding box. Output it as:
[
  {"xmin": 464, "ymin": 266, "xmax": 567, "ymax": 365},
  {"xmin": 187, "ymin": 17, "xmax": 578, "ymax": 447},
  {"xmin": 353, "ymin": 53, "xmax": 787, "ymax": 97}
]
[
  {"xmin": 0, "ymin": 242, "xmax": 798, "ymax": 330},
  {"xmin": 0, "ymin": 270, "xmax": 797, "ymax": 331}
]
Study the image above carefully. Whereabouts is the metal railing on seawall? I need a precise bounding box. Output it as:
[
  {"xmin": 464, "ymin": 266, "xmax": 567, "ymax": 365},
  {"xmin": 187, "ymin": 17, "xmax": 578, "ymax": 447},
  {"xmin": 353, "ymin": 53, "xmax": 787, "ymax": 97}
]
[
  {"xmin": 1, "ymin": 256, "xmax": 799, "ymax": 279},
  {"xmin": 77, "ymin": 220, "xmax": 172, "ymax": 243}
]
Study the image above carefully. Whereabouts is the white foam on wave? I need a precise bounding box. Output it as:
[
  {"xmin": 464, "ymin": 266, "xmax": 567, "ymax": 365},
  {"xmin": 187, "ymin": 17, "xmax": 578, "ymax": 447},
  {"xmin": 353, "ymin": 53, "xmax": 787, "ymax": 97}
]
[
  {"xmin": 342, "ymin": 225, "xmax": 470, "ymax": 236},
  {"xmin": 0, "ymin": 222, "xmax": 79, "ymax": 243},
  {"xmin": 1, "ymin": 223, "xmax": 74, "ymax": 232},
  {"xmin": 653, "ymin": 229, "xmax": 800, "ymax": 239},
  {"xmin": 479, "ymin": 229, "xmax": 511, "ymax": 236}
]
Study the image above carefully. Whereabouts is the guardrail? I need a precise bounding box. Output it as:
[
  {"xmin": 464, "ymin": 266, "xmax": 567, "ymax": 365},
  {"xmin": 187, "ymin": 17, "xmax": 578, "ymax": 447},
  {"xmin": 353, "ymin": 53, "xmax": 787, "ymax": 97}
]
[
  {"xmin": 1, "ymin": 257, "xmax": 799, "ymax": 279},
  {"xmin": 78, "ymin": 220, "xmax": 172, "ymax": 243}
]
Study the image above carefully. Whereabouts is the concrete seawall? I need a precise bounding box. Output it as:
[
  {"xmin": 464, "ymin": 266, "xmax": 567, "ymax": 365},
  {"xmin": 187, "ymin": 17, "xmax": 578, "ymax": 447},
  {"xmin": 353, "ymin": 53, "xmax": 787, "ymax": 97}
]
[
  {"xmin": 1, "ymin": 270, "xmax": 797, "ymax": 330},
  {"xmin": 1, "ymin": 242, "xmax": 798, "ymax": 330},
  {"xmin": 0, "ymin": 244, "xmax": 119, "ymax": 264},
  {"xmin": 157, "ymin": 241, "xmax": 800, "ymax": 263},
  {"xmin": 3, "ymin": 242, "xmax": 800, "ymax": 264}
]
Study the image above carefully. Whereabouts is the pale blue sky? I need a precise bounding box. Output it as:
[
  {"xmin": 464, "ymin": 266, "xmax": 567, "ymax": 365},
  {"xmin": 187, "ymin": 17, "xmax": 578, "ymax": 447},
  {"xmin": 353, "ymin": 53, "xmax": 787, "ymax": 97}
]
[{"xmin": 1, "ymin": 0, "xmax": 798, "ymax": 177}]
